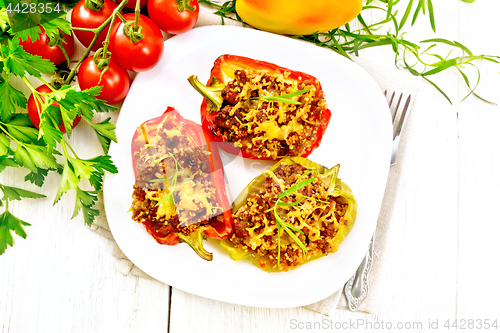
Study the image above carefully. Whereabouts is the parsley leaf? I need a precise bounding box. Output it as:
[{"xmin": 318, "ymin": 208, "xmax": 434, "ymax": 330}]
[
  {"xmin": 14, "ymin": 143, "xmax": 59, "ymax": 172},
  {"xmin": 58, "ymin": 86, "xmax": 117, "ymax": 121},
  {"xmin": 0, "ymin": 134, "xmax": 10, "ymax": 155},
  {"xmin": 15, "ymin": 16, "xmax": 72, "ymax": 42},
  {"xmin": 13, "ymin": 23, "xmax": 42, "ymax": 42},
  {"xmin": 39, "ymin": 106, "xmax": 64, "ymax": 150},
  {"xmin": 53, "ymin": 158, "xmax": 79, "ymax": 204},
  {"xmin": 0, "ymin": 183, "xmax": 46, "ymax": 255},
  {"xmin": 0, "ymin": 156, "xmax": 18, "ymax": 173},
  {"xmin": 24, "ymin": 167, "xmax": 49, "ymax": 187},
  {"xmin": 54, "ymin": 142, "xmax": 117, "ymax": 226},
  {"xmin": 0, "ymin": 183, "xmax": 46, "ymax": 201},
  {"xmin": 41, "ymin": 17, "xmax": 72, "ymax": 38},
  {"xmin": 87, "ymin": 117, "xmax": 117, "ymax": 154},
  {"xmin": 54, "ymin": 154, "xmax": 116, "ymax": 225},
  {"xmin": 0, "ymin": 7, "xmax": 10, "ymax": 33},
  {"xmin": 72, "ymin": 188, "xmax": 99, "ymax": 226},
  {"xmin": 1, "ymin": 37, "xmax": 55, "ymax": 78},
  {"xmin": 2, "ymin": 114, "xmax": 39, "ymax": 143},
  {"xmin": 0, "ymin": 208, "xmax": 30, "ymax": 255},
  {"xmin": 0, "ymin": 78, "xmax": 27, "ymax": 121}
]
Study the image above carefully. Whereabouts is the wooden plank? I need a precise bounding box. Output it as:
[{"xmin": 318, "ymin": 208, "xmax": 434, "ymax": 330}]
[
  {"xmin": 0, "ymin": 165, "xmax": 172, "ymax": 332},
  {"xmin": 0, "ymin": 71, "xmax": 171, "ymax": 332},
  {"xmin": 456, "ymin": 0, "xmax": 500, "ymax": 322},
  {"xmin": 169, "ymin": 289, "xmax": 376, "ymax": 333}
]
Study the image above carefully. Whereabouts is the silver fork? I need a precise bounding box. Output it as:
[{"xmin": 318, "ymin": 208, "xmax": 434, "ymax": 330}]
[{"xmin": 343, "ymin": 91, "xmax": 412, "ymax": 312}]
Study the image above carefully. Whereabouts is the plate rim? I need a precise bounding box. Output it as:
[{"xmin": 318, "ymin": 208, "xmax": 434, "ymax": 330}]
[{"xmin": 103, "ymin": 25, "xmax": 392, "ymax": 308}]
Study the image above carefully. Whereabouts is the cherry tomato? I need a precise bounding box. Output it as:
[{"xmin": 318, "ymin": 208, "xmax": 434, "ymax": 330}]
[
  {"xmin": 19, "ymin": 28, "xmax": 74, "ymax": 66},
  {"xmin": 78, "ymin": 56, "xmax": 131, "ymax": 105},
  {"xmin": 108, "ymin": 13, "xmax": 164, "ymax": 72},
  {"xmin": 147, "ymin": 0, "xmax": 199, "ymax": 34},
  {"xmin": 27, "ymin": 85, "xmax": 82, "ymax": 133},
  {"xmin": 71, "ymin": 0, "xmax": 118, "ymax": 52},
  {"xmin": 120, "ymin": 0, "xmax": 148, "ymax": 9}
]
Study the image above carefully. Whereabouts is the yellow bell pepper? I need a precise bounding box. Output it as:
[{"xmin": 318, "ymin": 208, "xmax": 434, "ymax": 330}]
[
  {"xmin": 235, "ymin": 0, "xmax": 363, "ymax": 35},
  {"xmin": 220, "ymin": 157, "xmax": 357, "ymax": 272}
]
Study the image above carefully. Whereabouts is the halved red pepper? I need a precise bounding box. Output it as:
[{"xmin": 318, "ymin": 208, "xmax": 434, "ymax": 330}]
[
  {"xmin": 130, "ymin": 107, "xmax": 232, "ymax": 260},
  {"xmin": 188, "ymin": 54, "xmax": 332, "ymax": 160}
]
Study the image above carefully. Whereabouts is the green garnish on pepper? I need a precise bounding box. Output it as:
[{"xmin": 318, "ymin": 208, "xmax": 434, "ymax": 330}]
[
  {"xmin": 187, "ymin": 55, "xmax": 332, "ymax": 160},
  {"xmin": 221, "ymin": 157, "xmax": 357, "ymax": 272},
  {"xmin": 130, "ymin": 107, "xmax": 233, "ymax": 261}
]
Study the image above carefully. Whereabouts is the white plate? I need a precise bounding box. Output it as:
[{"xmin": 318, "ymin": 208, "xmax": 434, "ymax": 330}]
[{"xmin": 103, "ymin": 26, "xmax": 392, "ymax": 308}]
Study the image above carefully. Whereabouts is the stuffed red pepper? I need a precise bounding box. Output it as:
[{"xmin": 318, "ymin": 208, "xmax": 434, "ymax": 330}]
[
  {"xmin": 130, "ymin": 107, "xmax": 232, "ymax": 260},
  {"xmin": 188, "ymin": 55, "xmax": 331, "ymax": 160}
]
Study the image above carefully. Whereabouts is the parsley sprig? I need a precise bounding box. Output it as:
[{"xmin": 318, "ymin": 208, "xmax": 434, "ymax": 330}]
[
  {"xmin": 0, "ymin": 185, "xmax": 45, "ymax": 255},
  {"xmin": 0, "ymin": 13, "xmax": 118, "ymax": 254}
]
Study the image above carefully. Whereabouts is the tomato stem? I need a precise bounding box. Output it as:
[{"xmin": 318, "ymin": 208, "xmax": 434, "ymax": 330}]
[
  {"xmin": 116, "ymin": 12, "xmax": 127, "ymax": 23},
  {"xmin": 84, "ymin": 0, "xmax": 104, "ymax": 11},
  {"xmin": 51, "ymin": 70, "xmax": 71, "ymax": 89},
  {"xmin": 93, "ymin": 48, "xmax": 111, "ymax": 70},
  {"xmin": 100, "ymin": 8, "xmax": 117, "ymax": 58},
  {"xmin": 120, "ymin": 0, "xmax": 144, "ymax": 42},
  {"xmin": 65, "ymin": 0, "xmax": 130, "ymax": 85},
  {"xmin": 70, "ymin": 27, "xmax": 95, "ymax": 32},
  {"xmin": 176, "ymin": 0, "xmax": 196, "ymax": 12},
  {"xmin": 58, "ymin": 43, "xmax": 71, "ymax": 68},
  {"xmin": 123, "ymin": 22, "xmax": 144, "ymax": 43},
  {"xmin": 135, "ymin": 0, "xmax": 141, "ymax": 26}
]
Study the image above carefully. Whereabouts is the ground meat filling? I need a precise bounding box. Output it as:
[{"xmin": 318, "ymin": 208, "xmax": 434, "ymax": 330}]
[
  {"xmin": 130, "ymin": 117, "xmax": 224, "ymax": 242},
  {"xmin": 228, "ymin": 164, "xmax": 348, "ymax": 271},
  {"xmin": 211, "ymin": 69, "xmax": 328, "ymax": 159}
]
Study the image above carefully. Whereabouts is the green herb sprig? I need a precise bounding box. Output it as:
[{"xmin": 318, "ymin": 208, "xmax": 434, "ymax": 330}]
[
  {"xmin": 0, "ymin": 11, "xmax": 119, "ymax": 254},
  {"xmin": 252, "ymin": 88, "xmax": 311, "ymax": 105},
  {"xmin": 198, "ymin": 0, "xmax": 241, "ymax": 25},
  {"xmin": 201, "ymin": 0, "xmax": 498, "ymax": 104},
  {"xmin": 154, "ymin": 153, "xmax": 181, "ymax": 209},
  {"xmin": 0, "ymin": 184, "xmax": 45, "ymax": 254},
  {"xmin": 272, "ymin": 169, "xmax": 321, "ymax": 269}
]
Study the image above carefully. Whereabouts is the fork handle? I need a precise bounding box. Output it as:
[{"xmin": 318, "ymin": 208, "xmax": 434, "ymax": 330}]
[
  {"xmin": 344, "ymin": 235, "xmax": 375, "ymax": 311},
  {"xmin": 391, "ymin": 136, "xmax": 401, "ymax": 165}
]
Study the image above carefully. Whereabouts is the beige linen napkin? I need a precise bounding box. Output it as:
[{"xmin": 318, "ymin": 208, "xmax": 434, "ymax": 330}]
[
  {"xmin": 194, "ymin": 4, "xmax": 244, "ymax": 28},
  {"xmin": 92, "ymin": 7, "xmax": 421, "ymax": 315}
]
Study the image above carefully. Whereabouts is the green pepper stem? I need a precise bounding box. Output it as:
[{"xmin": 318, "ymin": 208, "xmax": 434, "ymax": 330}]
[
  {"xmin": 325, "ymin": 164, "xmax": 340, "ymax": 195},
  {"xmin": 177, "ymin": 229, "xmax": 213, "ymax": 261},
  {"xmin": 187, "ymin": 75, "xmax": 225, "ymax": 113}
]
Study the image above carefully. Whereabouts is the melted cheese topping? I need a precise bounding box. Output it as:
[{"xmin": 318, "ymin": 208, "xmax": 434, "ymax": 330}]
[
  {"xmin": 216, "ymin": 69, "xmax": 327, "ymax": 159},
  {"xmin": 132, "ymin": 113, "xmax": 223, "ymax": 230},
  {"xmin": 229, "ymin": 164, "xmax": 348, "ymax": 271}
]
